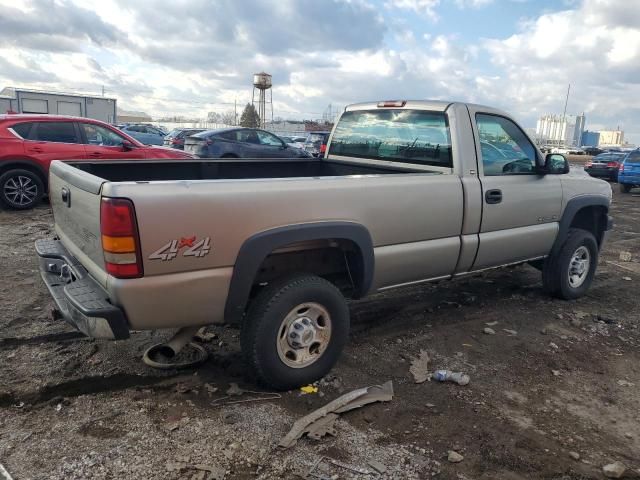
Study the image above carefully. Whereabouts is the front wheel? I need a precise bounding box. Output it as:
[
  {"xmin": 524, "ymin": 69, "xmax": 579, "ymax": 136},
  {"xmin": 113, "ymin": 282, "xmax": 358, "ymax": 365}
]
[
  {"xmin": 0, "ymin": 169, "xmax": 44, "ymax": 210},
  {"xmin": 241, "ymin": 274, "xmax": 350, "ymax": 390},
  {"xmin": 620, "ymin": 183, "xmax": 632, "ymax": 193},
  {"xmin": 542, "ymin": 228, "xmax": 598, "ymax": 300}
]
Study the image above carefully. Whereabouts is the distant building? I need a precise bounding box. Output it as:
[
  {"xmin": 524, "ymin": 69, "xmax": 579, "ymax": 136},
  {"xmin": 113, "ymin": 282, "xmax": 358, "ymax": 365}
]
[
  {"xmin": 598, "ymin": 129, "xmax": 624, "ymax": 146},
  {"xmin": 535, "ymin": 113, "xmax": 585, "ymax": 147},
  {"xmin": 581, "ymin": 130, "xmax": 600, "ymax": 147},
  {"xmin": 0, "ymin": 86, "xmax": 116, "ymax": 123},
  {"xmin": 117, "ymin": 108, "xmax": 152, "ymax": 123}
]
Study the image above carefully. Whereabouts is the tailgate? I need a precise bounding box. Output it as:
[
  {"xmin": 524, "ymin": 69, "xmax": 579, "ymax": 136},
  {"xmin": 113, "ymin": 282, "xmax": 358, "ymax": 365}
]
[{"xmin": 49, "ymin": 161, "xmax": 108, "ymax": 286}]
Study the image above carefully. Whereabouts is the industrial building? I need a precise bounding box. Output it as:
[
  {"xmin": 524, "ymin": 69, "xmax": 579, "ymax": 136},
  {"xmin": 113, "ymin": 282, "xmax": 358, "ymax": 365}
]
[
  {"xmin": 581, "ymin": 130, "xmax": 600, "ymax": 147},
  {"xmin": 535, "ymin": 113, "xmax": 585, "ymax": 147},
  {"xmin": 0, "ymin": 87, "xmax": 117, "ymax": 123},
  {"xmin": 598, "ymin": 129, "xmax": 624, "ymax": 146}
]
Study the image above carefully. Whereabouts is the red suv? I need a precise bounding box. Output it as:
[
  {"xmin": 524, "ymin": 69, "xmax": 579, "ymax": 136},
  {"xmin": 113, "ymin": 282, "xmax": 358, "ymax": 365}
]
[{"xmin": 0, "ymin": 114, "xmax": 195, "ymax": 209}]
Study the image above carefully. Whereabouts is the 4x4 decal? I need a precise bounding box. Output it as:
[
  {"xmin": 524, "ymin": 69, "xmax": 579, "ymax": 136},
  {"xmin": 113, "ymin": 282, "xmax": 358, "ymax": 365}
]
[{"xmin": 149, "ymin": 236, "xmax": 211, "ymax": 261}]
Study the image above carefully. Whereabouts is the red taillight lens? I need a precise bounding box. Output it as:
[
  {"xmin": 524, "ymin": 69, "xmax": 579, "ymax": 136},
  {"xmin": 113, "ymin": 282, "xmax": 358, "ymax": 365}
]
[
  {"xmin": 585, "ymin": 162, "xmax": 592, "ymax": 167},
  {"xmin": 320, "ymin": 143, "xmax": 327, "ymax": 154},
  {"xmin": 100, "ymin": 198, "xmax": 143, "ymax": 278},
  {"xmin": 170, "ymin": 137, "xmax": 183, "ymax": 145},
  {"xmin": 619, "ymin": 163, "xmax": 625, "ymax": 171},
  {"xmin": 607, "ymin": 161, "xmax": 618, "ymax": 167}
]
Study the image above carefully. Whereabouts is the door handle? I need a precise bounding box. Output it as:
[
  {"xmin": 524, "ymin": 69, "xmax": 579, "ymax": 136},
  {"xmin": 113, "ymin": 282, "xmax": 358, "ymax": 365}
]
[
  {"xmin": 485, "ymin": 189, "xmax": 503, "ymax": 204},
  {"xmin": 61, "ymin": 187, "xmax": 71, "ymax": 207},
  {"xmin": 88, "ymin": 151, "xmax": 102, "ymax": 157}
]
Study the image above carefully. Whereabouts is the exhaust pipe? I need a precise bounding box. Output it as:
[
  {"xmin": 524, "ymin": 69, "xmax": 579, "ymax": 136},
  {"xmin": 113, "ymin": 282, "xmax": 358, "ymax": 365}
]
[{"xmin": 142, "ymin": 326, "xmax": 207, "ymax": 369}]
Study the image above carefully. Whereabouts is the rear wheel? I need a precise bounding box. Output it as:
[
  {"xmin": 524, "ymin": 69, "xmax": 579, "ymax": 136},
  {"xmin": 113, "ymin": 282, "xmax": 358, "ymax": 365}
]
[
  {"xmin": 542, "ymin": 228, "xmax": 598, "ymax": 300},
  {"xmin": 0, "ymin": 169, "xmax": 44, "ymax": 210},
  {"xmin": 241, "ymin": 274, "xmax": 349, "ymax": 390},
  {"xmin": 620, "ymin": 183, "xmax": 632, "ymax": 193}
]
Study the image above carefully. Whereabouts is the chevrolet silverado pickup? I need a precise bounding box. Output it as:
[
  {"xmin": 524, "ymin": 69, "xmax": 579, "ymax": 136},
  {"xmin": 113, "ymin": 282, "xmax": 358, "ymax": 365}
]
[{"xmin": 36, "ymin": 100, "xmax": 613, "ymax": 389}]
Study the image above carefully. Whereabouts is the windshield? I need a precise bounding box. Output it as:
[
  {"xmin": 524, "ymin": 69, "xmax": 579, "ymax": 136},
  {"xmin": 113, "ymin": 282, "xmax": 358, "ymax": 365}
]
[{"xmin": 329, "ymin": 109, "xmax": 452, "ymax": 167}]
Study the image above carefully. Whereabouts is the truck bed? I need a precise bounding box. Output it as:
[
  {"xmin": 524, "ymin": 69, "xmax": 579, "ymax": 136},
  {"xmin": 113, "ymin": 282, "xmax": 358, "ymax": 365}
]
[{"xmin": 69, "ymin": 158, "xmax": 428, "ymax": 182}]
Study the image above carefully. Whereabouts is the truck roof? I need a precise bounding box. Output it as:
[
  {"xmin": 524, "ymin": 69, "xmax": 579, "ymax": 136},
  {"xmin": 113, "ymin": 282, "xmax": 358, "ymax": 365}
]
[{"xmin": 345, "ymin": 100, "xmax": 509, "ymax": 117}]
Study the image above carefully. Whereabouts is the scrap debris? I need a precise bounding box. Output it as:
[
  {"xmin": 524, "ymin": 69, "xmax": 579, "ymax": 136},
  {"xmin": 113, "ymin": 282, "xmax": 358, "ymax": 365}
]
[
  {"xmin": 279, "ymin": 381, "xmax": 394, "ymax": 449},
  {"xmin": 210, "ymin": 383, "xmax": 281, "ymax": 408},
  {"xmin": 432, "ymin": 370, "xmax": 470, "ymax": 386},
  {"xmin": 300, "ymin": 385, "xmax": 319, "ymax": 394},
  {"xmin": 0, "ymin": 463, "xmax": 14, "ymax": 480},
  {"xmin": 409, "ymin": 350, "xmax": 431, "ymax": 383},
  {"xmin": 306, "ymin": 456, "xmax": 374, "ymax": 478}
]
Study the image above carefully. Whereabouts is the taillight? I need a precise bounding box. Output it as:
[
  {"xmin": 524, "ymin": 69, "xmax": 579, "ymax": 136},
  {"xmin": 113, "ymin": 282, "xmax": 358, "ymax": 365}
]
[
  {"xmin": 585, "ymin": 162, "xmax": 592, "ymax": 167},
  {"xmin": 619, "ymin": 163, "xmax": 625, "ymax": 172},
  {"xmin": 100, "ymin": 198, "xmax": 143, "ymax": 279},
  {"xmin": 320, "ymin": 143, "xmax": 327, "ymax": 154},
  {"xmin": 607, "ymin": 161, "xmax": 618, "ymax": 167},
  {"xmin": 206, "ymin": 138, "xmax": 214, "ymax": 145},
  {"xmin": 170, "ymin": 137, "xmax": 183, "ymax": 145}
]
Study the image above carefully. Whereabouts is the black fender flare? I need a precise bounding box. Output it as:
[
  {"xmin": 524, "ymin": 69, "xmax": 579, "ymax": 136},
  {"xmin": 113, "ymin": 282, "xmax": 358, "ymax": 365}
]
[
  {"xmin": 551, "ymin": 195, "xmax": 611, "ymax": 256},
  {"xmin": 224, "ymin": 221, "xmax": 374, "ymax": 324}
]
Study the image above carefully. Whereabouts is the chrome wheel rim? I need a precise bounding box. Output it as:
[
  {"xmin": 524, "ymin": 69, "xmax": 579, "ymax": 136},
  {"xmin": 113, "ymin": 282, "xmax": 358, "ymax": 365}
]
[
  {"xmin": 4, "ymin": 175, "xmax": 38, "ymax": 206},
  {"xmin": 568, "ymin": 246, "xmax": 590, "ymax": 288},
  {"xmin": 276, "ymin": 302, "xmax": 332, "ymax": 369}
]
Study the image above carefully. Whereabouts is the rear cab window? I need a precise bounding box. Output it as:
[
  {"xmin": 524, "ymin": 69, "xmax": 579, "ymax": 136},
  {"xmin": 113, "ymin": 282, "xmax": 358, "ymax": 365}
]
[{"xmin": 328, "ymin": 109, "xmax": 452, "ymax": 168}]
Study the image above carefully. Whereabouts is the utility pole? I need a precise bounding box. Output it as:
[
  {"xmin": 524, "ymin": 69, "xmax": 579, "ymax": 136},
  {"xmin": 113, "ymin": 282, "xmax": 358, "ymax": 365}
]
[
  {"xmin": 561, "ymin": 83, "xmax": 570, "ymax": 147},
  {"xmin": 234, "ymin": 98, "xmax": 237, "ymax": 126},
  {"xmin": 101, "ymin": 85, "xmax": 105, "ymax": 97}
]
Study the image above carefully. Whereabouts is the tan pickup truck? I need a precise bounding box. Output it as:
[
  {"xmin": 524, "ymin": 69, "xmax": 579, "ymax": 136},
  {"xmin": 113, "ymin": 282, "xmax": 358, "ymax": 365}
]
[{"xmin": 36, "ymin": 100, "xmax": 613, "ymax": 389}]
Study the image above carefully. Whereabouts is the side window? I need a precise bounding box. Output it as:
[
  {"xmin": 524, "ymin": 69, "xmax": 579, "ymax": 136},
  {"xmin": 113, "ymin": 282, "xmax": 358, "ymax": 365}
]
[
  {"xmin": 257, "ymin": 131, "xmax": 283, "ymax": 146},
  {"xmin": 237, "ymin": 130, "xmax": 259, "ymax": 144},
  {"xmin": 34, "ymin": 122, "xmax": 79, "ymax": 143},
  {"xmin": 82, "ymin": 124, "xmax": 126, "ymax": 146},
  {"xmin": 11, "ymin": 122, "xmax": 35, "ymax": 139},
  {"xmin": 219, "ymin": 131, "xmax": 237, "ymax": 141},
  {"xmin": 476, "ymin": 114, "xmax": 537, "ymax": 176}
]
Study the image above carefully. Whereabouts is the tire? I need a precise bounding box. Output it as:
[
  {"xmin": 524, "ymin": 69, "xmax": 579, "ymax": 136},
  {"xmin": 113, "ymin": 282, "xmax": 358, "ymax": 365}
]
[
  {"xmin": 542, "ymin": 228, "xmax": 598, "ymax": 300},
  {"xmin": 0, "ymin": 169, "xmax": 44, "ymax": 210},
  {"xmin": 241, "ymin": 274, "xmax": 350, "ymax": 390},
  {"xmin": 620, "ymin": 183, "xmax": 632, "ymax": 193}
]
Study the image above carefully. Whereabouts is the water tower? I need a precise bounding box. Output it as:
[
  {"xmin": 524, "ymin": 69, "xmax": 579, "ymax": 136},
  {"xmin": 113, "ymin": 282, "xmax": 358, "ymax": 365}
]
[{"xmin": 252, "ymin": 72, "xmax": 273, "ymax": 129}]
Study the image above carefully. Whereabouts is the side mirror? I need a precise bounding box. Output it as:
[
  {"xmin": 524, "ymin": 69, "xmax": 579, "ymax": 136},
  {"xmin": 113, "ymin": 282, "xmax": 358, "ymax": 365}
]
[
  {"xmin": 281, "ymin": 142, "xmax": 288, "ymax": 149},
  {"xmin": 540, "ymin": 153, "xmax": 569, "ymax": 175},
  {"xmin": 121, "ymin": 140, "xmax": 135, "ymax": 151}
]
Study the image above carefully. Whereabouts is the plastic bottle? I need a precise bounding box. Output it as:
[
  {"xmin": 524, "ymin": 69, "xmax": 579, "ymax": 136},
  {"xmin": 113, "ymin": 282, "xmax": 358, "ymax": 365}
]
[{"xmin": 432, "ymin": 369, "xmax": 470, "ymax": 386}]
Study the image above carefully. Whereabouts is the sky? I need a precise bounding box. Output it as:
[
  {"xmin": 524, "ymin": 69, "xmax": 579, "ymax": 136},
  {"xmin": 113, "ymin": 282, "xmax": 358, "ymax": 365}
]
[{"xmin": 1, "ymin": 0, "xmax": 640, "ymax": 142}]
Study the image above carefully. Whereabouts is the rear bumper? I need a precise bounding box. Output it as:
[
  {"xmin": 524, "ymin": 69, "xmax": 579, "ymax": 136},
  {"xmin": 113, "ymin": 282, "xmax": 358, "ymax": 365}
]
[
  {"xmin": 35, "ymin": 238, "xmax": 129, "ymax": 340},
  {"xmin": 584, "ymin": 167, "xmax": 617, "ymax": 178}
]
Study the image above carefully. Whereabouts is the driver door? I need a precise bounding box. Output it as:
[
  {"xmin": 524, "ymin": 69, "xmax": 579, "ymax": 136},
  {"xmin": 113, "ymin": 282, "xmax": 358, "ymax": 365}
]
[
  {"xmin": 80, "ymin": 123, "xmax": 147, "ymax": 159},
  {"xmin": 471, "ymin": 111, "xmax": 562, "ymax": 270}
]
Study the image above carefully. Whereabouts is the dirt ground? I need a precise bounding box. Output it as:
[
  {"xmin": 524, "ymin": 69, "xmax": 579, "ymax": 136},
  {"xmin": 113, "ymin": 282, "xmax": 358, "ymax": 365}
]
[{"xmin": 1, "ymin": 181, "xmax": 639, "ymax": 480}]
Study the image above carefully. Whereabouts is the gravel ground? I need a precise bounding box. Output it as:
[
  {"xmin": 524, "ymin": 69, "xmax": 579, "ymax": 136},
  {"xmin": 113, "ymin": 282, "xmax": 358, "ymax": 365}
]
[{"xmin": 1, "ymin": 183, "xmax": 639, "ymax": 479}]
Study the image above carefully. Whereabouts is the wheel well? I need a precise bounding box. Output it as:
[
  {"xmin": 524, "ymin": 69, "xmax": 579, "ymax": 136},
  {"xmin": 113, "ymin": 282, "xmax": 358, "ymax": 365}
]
[
  {"xmin": 0, "ymin": 162, "xmax": 48, "ymax": 192},
  {"xmin": 569, "ymin": 206, "xmax": 608, "ymax": 247},
  {"xmin": 251, "ymin": 239, "xmax": 364, "ymax": 298}
]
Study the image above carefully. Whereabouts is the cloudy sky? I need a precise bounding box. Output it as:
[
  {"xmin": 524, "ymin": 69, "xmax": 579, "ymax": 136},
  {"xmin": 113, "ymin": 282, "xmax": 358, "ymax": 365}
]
[{"xmin": 1, "ymin": 0, "xmax": 639, "ymax": 141}]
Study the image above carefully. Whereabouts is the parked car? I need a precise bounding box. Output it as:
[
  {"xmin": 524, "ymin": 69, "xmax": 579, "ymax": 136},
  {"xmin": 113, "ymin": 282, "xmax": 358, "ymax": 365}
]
[
  {"xmin": 618, "ymin": 149, "xmax": 640, "ymax": 193},
  {"xmin": 184, "ymin": 127, "xmax": 312, "ymax": 158},
  {"xmin": 36, "ymin": 100, "xmax": 612, "ymax": 390},
  {"xmin": 164, "ymin": 128, "xmax": 206, "ymax": 150},
  {"xmin": 116, "ymin": 124, "xmax": 166, "ymax": 145},
  {"xmin": 583, "ymin": 146, "xmax": 603, "ymax": 156},
  {"xmin": 280, "ymin": 135, "xmax": 306, "ymax": 149},
  {"xmin": 303, "ymin": 131, "xmax": 331, "ymax": 157},
  {"xmin": 0, "ymin": 114, "xmax": 194, "ymax": 209},
  {"xmin": 584, "ymin": 152, "xmax": 626, "ymax": 181}
]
